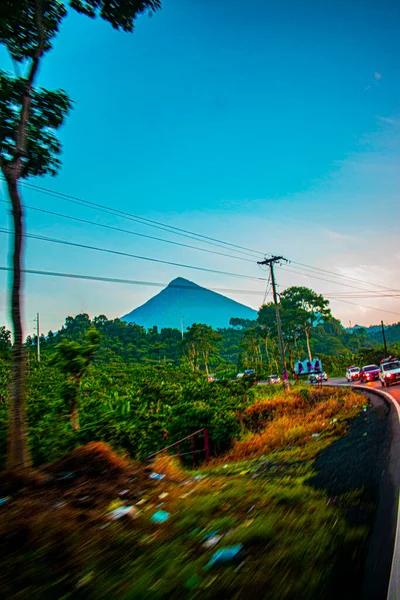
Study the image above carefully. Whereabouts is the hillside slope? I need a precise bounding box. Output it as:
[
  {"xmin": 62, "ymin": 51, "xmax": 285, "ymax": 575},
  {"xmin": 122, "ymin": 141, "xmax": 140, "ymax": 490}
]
[{"xmin": 121, "ymin": 277, "xmax": 258, "ymax": 330}]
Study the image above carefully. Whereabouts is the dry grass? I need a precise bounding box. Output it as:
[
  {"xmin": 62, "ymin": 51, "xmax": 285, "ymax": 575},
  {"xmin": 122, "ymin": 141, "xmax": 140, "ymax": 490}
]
[
  {"xmin": 226, "ymin": 386, "xmax": 364, "ymax": 461},
  {"xmin": 46, "ymin": 441, "xmax": 133, "ymax": 478},
  {"xmin": 151, "ymin": 453, "xmax": 186, "ymax": 482}
]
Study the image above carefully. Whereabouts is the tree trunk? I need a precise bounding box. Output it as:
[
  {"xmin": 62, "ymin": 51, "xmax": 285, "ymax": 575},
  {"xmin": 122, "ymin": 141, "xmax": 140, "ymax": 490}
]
[
  {"xmin": 71, "ymin": 401, "xmax": 80, "ymax": 431},
  {"xmin": 265, "ymin": 336, "xmax": 271, "ymax": 373},
  {"xmin": 6, "ymin": 176, "xmax": 31, "ymax": 472},
  {"xmin": 306, "ymin": 328, "xmax": 312, "ymax": 362}
]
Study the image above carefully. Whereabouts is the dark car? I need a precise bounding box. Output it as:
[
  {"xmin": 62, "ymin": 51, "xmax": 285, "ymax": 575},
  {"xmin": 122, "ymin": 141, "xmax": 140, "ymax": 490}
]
[{"xmin": 359, "ymin": 364, "xmax": 380, "ymax": 383}]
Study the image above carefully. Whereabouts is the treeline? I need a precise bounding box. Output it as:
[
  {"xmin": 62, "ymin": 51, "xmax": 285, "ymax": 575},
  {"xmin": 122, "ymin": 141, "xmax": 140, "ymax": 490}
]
[{"xmin": 0, "ymin": 285, "xmax": 395, "ymax": 377}]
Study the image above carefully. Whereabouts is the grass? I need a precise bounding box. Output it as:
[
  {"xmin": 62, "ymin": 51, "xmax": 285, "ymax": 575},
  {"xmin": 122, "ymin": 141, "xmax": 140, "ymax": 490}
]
[{"xmin": 0, "ymin": 385, "xmax": 372, "ymax": 599}]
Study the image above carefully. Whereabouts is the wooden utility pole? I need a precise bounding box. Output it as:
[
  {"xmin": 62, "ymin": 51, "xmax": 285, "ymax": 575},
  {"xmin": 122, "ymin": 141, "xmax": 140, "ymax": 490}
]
[
  {"xmin": 257, "ymin": 256, "xmax": 289, "ymax": 390},
  {"xmin": 36, "ymin": 312, "xmax": 40, "ymax": 362},
  {"xmin": 381, "ymin": 320, "xmax": 388, "ymax": 356}
]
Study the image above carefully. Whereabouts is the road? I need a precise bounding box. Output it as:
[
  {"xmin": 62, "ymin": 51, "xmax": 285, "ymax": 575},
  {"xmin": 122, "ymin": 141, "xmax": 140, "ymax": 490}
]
[
  {"xmin": 327, "ymin": 376, "xmax": 400, "ymax": 600},
  {"xmin": 326, "ymin": 376, "xmax": 400, "ymax": 406}
]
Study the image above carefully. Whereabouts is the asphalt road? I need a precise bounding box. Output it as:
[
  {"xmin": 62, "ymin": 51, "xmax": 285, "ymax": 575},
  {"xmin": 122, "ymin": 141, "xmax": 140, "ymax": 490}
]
[
  {"xmin": 327, "ymin": 376, "xmax": 400, "ymax": 600},
  {"xmin": 327, "ymin": 376, "xmax": 400, "ymax": 406}
]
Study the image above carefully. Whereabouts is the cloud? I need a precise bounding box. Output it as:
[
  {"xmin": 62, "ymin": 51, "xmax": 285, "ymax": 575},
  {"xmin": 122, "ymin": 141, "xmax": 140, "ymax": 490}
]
[
  {"xmin": 324, "ymin": 229, "xmax": 355, "ymax": 241},
  {"xmin": 378, "ymin": 116, "xmax": 399, "ymax": 125},
  {"xmin": 374, "ymin": 72, "xmax": 382, "ymax": 80}
]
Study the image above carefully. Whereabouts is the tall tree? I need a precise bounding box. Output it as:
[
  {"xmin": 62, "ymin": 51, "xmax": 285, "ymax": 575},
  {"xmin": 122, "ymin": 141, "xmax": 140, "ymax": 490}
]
[
  {"xmin": 280, "ymin": 287, "xmax": 331, "ymax": 361},
  {"xmin": 50, "ymin": 327, "xmax": 100, "ymax": 431},
  {"xmin": 183, "ymin": 324, "xmax": 222, "ymax": 375},
  {"xmin": 0, "ymin": 0, "xmax": 161, "ymax": 472}
]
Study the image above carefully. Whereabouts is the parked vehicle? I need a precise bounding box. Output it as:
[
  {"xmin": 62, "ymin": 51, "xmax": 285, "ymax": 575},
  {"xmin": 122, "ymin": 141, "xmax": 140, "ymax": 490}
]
[
  {"xmin": 379, "ymin": 359, "xmax": 400, "ymax": 387},
  {"xmin": 268, "ymin": 374, "xmax": 281, "ymax": 384},
  {"xmin": 359, "ymin": 364, "xmax": 380, "ymax": 383},
  {"xmin": 237, "ymin": 369, "xmax": 255, "ymax": 380},
  {"xmin": 346, "ymin": 366, "xmax": 360, "ymax": 382},
  {"xmin": 309, "ymin": 372, "xmax": 328, "ymax": 384}
]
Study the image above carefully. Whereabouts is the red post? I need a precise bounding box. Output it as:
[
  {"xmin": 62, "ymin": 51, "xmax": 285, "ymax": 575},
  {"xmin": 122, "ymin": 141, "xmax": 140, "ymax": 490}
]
[
  {"xmin": 204, "ymin": 428, "xmax": 210, "ymax": 464},
  {"xmin": 191, "ymin": 435, "xmax": 195, "ymax": 468}
]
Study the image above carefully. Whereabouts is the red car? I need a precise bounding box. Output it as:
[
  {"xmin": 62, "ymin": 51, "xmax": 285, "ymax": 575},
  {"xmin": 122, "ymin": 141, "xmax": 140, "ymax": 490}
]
[{"xmin": 359, "ymin": 364, "xmax": 380, "ymax": 383}]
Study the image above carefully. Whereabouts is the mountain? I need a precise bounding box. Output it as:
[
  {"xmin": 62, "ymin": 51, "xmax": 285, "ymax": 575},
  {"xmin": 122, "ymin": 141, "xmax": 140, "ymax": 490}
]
[{"xmin": 121, "ymin": 277, "xmax": 258, "ymax": 330}]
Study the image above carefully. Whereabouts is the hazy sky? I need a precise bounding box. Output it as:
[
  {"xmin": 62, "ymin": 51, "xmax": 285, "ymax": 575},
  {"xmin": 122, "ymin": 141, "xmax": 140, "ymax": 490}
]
[{"xmin": 1, "ymin": 0, "xmax": 400, "ymax": 336}]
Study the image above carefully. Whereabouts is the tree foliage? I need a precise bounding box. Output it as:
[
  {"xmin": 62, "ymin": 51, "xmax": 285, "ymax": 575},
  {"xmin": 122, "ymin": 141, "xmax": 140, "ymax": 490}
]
[{"xmin": 50, "ymin": 327, "xmax": 101, "ymax": 430}]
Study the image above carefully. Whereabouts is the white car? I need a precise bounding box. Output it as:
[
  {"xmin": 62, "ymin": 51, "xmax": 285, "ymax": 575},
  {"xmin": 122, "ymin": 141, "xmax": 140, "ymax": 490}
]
[
  {"xmin": 379, "ymin": 359, "xmax": 400, "ymax": 387},
  {"xmin": 346, "ymin": 366, "xmax": 360, "ymax": 382},
  {"xmin": 268, "ymin": 374, "xmax": 281, "ymax": 384},
  {"xmin": 309, "ymin": 372, "xmax": 328, "ymax": 384}
]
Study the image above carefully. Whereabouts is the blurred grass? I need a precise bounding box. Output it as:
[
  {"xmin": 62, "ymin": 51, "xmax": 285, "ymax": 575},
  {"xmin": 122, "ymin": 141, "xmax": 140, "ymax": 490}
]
[{"xmin": 0, "ymin": 386, "xmax": 371, "ymax": 599}]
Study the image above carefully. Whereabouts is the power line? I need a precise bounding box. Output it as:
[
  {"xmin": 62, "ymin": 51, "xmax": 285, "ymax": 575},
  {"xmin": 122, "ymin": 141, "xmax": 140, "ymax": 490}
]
[
  {"xmin": 290, "ymin": 260, "xmax": 397, "ymax": 293},
  {"xmin": 0, "ymin": 199, "xmax": 255, "ymax": 264},
  {"xmin": 4, "ymin": 179, "xmax": 264, "ymax": 260},
  {"xmin": 0, "ymin": 265, "xmax": 266, "ymax": 296},
  {"xmin": 278, "ymin": 264, "xmax": 400, "ymax": 295},
  {"xmin": 0, "ymin": 228, "xmax": 267, "ymax": 282},
  {"xmin": 327, "ymin": 296, "xmax": 400, "ymax": 318},
  {"xmin": 1, "ymin": 264, "xmax": 399, "ymax": 319},
  {"xmin": 2, "ymin": 178, "xmax": 397, "ymax": 295}
]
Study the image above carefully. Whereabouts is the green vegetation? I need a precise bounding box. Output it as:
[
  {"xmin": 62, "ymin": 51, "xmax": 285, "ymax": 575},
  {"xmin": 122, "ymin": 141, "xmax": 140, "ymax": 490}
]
[{"xmin": 0, "ymin": 385, "xmax": 372, "ymax": 599}]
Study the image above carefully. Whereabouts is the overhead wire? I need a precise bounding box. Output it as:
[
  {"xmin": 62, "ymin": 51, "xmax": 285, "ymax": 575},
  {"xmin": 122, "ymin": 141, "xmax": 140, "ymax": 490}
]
[
  {"xmin": 2, "ymin": 179, "xmax": 399, "ymax": 298},
  {"xmin": 0, "ymin": 199, "xmax": 255, "ymax": 264},
  {"xmin": 0, "ymin": 228, "xmax": 268, "ymax": 282},
  {"xmin": 4, "ymin": 179, "xmax": 264, "ymax": 260},
  {"xmin": 0, "ymin": 266, "xmax": 266, "ymax": 296}
]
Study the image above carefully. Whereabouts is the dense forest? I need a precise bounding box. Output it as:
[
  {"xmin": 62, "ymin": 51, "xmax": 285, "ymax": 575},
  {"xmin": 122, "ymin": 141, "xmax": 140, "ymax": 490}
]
[{"xmin": 5, "ymin": 284, "xmax": 395, "ymax": 378}]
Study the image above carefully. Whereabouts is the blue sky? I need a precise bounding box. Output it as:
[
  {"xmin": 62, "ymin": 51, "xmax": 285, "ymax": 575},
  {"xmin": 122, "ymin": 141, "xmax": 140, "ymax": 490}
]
[{"xmin": 1, "ymin": 0, "xmax": 400, "ymax": 335}]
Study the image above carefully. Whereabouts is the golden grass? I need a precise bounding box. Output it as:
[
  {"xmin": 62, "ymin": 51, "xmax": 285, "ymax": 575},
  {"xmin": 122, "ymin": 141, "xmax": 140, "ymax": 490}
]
[
  {"xmin": 151, "ymin": 453, "xmax": 186, "ymax": 482},
  {"xmin": 226, "ymin": 387, "xmax": 364, "ymax": 461}
]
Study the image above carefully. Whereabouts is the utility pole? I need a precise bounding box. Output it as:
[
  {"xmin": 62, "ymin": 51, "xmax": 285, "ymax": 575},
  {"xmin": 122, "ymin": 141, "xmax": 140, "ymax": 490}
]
[
  {"xmin": 179, "ymin": 314, "xmax": 184, "ymax": 340},
  {"xmin": 257, "ymin": 256, "xmax": 289, "ymax": 389},
  {"xmin": 36, "ymin": 312, "xmax": 40, "ymax": 362},
  {"xmin": 381, "ymin": 320, "xmax": 388, "ymax": 356}
]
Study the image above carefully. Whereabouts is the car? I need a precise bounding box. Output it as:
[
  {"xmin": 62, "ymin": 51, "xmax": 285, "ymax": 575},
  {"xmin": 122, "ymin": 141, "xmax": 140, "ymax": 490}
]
[
  {"xmin": 359, "ymin": 364, "xmax": 380, "ymax": 383},
  {"xmin": 346, "ymin": 366, "xmax": 360, "ymax": 382},
  {"xmin": 309, "ymin": 372, "xmax": 328, "ymax": 384},
  {"xmin": 267, "ymin": 374, "xmax": 281, "ymax": 384},
  {"xmin": 379, "ymin": 359, "xmax": 400, "ymax": 387}
]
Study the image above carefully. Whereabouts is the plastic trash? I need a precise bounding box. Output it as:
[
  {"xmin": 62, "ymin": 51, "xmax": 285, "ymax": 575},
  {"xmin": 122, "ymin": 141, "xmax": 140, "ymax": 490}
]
[
  {"xmin": 136, "ymin": 498, "xmax": 147, "ymax": 506},
  {"xmin": 149, "ymin": 472, "xmax": 165, "ymax": 481},
  {"xmin": 158, "ymin": 492, "xmax": 168, "ymax": 500},
  {"xmin": 150, "ymin": 510, "xmax": 170, "ymax": 524},
  {"xmin": 312, "ymin": 433, "xmax": 320, "ymax": 438},
  {"xmin": 119, "ymin": 489, "xmax": 129, "ymax": 496},
  {"xmin": 109, "ymin": 506, "xmax": 137, "ymax": 520},
  {"xmin": 0, "ymin": 497, "xmax": 10, "ymax": 506},
  {"xmin": 203, "ymin": 534, "xmax": 223, "ymax": 549},
  {"xmin": 206, "ymin": 544, "xmax": 243, "ymax": 568},
  {"xmin": 203, "ymin": 531, "xmax": 219, "ymax": 540}
]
